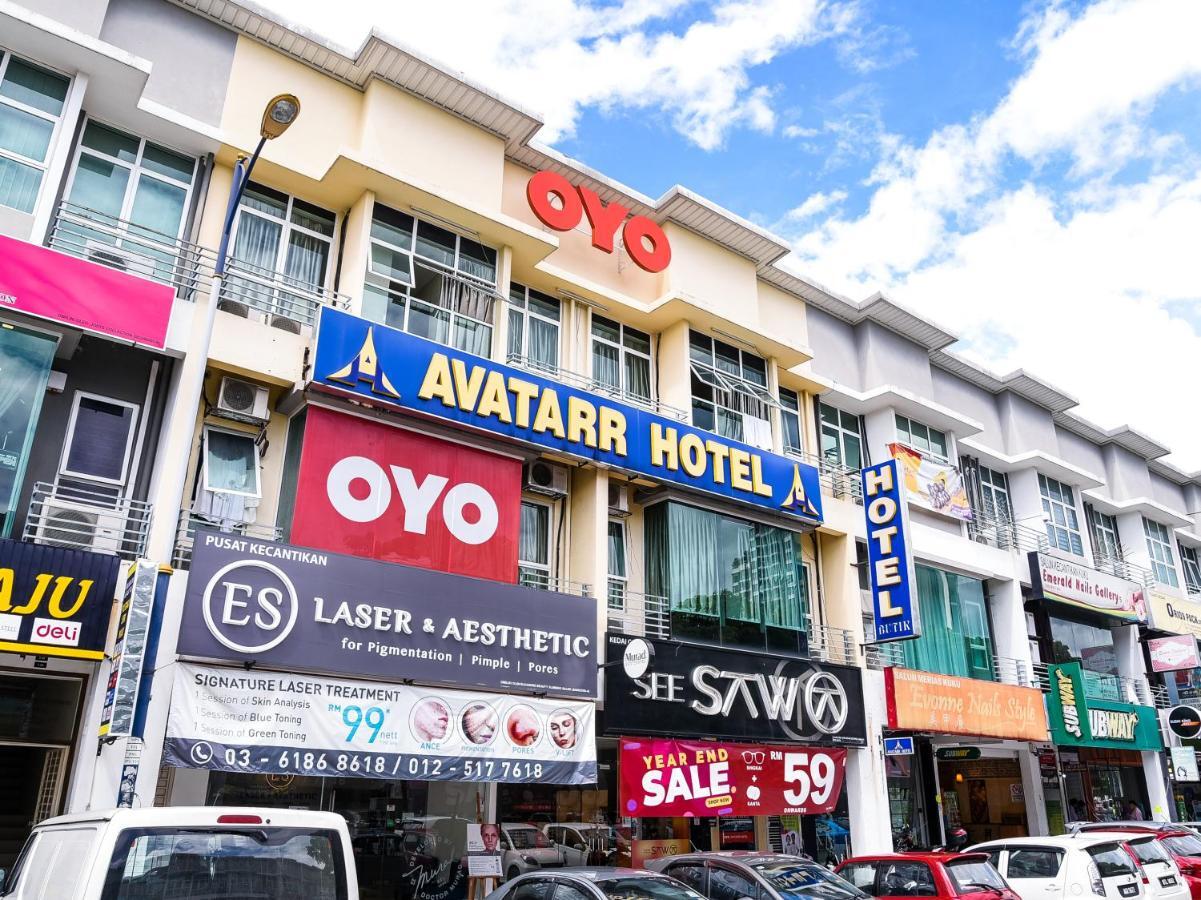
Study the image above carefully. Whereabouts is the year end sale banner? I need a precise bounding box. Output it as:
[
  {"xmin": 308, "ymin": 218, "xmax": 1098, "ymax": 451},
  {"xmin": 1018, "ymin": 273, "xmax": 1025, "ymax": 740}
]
[
  {"xmin": 164, "ymin": 663, "xmax": 596, "ymax": 785},
  {"xmin": 619, "ymin": 737, "xmax": 846, "ymax": 818}
]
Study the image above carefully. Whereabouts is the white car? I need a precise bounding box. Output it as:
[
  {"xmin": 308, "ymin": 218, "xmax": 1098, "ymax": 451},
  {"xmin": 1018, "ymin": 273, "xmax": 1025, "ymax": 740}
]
[
  {"xmin": 1085, "ymin": 833, "xmax": 1189, "ymax": 900},
  {"xmin": 970, "ymin": 834, "xmax": 1143, "ymax": 900},
  {"xmin": 500, "ymin": 822, "xmax": 564, "ymax": 881}
]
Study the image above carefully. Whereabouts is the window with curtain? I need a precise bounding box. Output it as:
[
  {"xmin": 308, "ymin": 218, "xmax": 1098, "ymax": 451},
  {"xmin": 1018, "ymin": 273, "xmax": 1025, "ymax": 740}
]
[
  {"xmin": 607, "ymin": 520, "xmax": 627, "ymax": 610},
  {"xmin": 820, "ymin": 403, "xmax": 863, "ymax": 469},
  {"xmin": 1039, "ymin": 473, "xmax": 1083, "ymax": 555},
  {"xmin": 202, "ymin": 428, "xmax": 261, "ymax": 497},
  {"xmin": 689, "ymin": 332, "xmax": 777, "ymax": 449},
  {"xmin": 591, "ymin": 315, "xmax": 652, "ymax": 405},
  {"xmin": 362, "ymin": 203, "xmax": 497, "ymax": 356},
  {"xmin": 978, "ymin": 466, "xmax": 1012, "ymax": 522},
  {"xmin": 222, "ymin": 182, "xmax": 335, "ymax": 322},
  {"xmin": 507, "ymin": 283, "xmax": 560, "ymax": 372},
  {"xmin": 1144, "ymin": 517, "xmax": 1180, "ymax": 588},
  {"xmin": 518, "ymin": 500, "xmax": 551, "ymax": 589},
  {"xmin": 898, "ymin": 565, "xmax": 993, "ymax": 681},
  {"xmin": 0, "ymin": 52, "xmax": 69, "ymax": 213},
  {"xmin": 60, "ymin": 394, "xmax": 138, "ymax": 486},
  {"xmin": 645, "ymin": 501, "xmax": 808, "ymax": 654},
  {"xmin": 779, "ymin": 387, "xmax": 803, "ymax": 453},
  {"xmin": 1180, "ymin": 544, "xmax": 1201, "ymax": 595},
  {"xmin": 1089, "ymin": 508, "xmax": 1122, "ymax": 570},
  {"xmin": 895, "ymin": 414, "xmax": 948, "ymax": 460},
  {"xmin": 62, "ymin": 119, "xmax": 196, "ymax": 282}
]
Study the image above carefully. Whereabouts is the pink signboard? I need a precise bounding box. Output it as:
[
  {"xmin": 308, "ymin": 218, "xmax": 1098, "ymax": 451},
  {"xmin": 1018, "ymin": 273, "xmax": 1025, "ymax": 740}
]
[
  {"xmin": 1149, "ymin": 634, "xmax": 1201, "ymax": 673},
  {"xmin": 0, "ymin": 234, "xmax": 174, "ymax": 348}
]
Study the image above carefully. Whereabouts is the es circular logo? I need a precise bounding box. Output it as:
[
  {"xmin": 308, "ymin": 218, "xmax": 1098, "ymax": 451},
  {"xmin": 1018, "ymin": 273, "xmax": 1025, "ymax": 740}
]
[
  {"xmin": 202, "ymin": 559, "xmax": 299, "ymax": 655},
  {"xmin": 804, "ymin": 671, "xmax": 849, "ymax": 735}
]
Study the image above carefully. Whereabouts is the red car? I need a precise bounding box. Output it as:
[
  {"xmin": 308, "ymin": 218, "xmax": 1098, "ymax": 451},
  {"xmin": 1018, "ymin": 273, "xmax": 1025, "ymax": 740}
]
[
  {"xmin": 836, "ymin": 852, "xmax": 1021, "ymax": 900},
  {"xmin": 1071, "ymin": 825, "xmax": 1201, "ymax": 899}
]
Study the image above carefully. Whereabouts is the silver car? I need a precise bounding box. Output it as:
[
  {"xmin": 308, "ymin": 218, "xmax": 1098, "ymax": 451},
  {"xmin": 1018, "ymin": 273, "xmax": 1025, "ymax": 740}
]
[
  {"xmin": 486, "ymin": 868, "xmax": 707, "ymax": 900},
  {"xmin": 647, "ymin": 851, "xmax": 868, "ymax": 900}
]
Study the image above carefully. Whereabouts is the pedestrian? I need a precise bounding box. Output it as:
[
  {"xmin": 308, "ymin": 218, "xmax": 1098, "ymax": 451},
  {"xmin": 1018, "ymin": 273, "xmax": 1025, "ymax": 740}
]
[{"xmin": 1126, "ymin": 799, "xmax": 1145, "ymax": 821}]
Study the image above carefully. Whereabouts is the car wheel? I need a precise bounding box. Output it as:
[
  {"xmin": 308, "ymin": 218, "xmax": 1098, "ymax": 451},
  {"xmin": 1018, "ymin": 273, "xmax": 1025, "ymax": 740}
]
[{"xmin": 508, "ymin": 867, "xmax": 522, "ymax": 881}]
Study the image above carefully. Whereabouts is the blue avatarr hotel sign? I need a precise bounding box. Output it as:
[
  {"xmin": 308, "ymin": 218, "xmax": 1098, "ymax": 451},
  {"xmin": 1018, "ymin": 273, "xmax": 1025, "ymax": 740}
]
[{"xmin": 312, "ymin": 308, "xmax": 823, "ymax": 523}]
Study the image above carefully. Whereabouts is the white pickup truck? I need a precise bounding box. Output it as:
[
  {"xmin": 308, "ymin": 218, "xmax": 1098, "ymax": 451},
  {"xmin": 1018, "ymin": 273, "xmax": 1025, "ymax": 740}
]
[{"xmin": 0, "ymin": 806, "xmax": 358, "ymax": 900}]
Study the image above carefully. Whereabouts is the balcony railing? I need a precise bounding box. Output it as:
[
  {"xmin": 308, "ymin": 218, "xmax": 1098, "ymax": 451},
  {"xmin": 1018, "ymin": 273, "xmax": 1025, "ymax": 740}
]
[
  {"xmin": 864, "ymin": 645, "xmax": 1036, "ymax": 688},
  {"xmin": 507, "ymin": 352, "xmax": 690, "ymax": 421},
  {"xmin": 23, "ymin": 481, "xmax": 153, "ymax": 558},
  {"xmin": 218, "ymin": 257, "xmax": 351, "ymax": 330},
  {"xmin": 173, "ymin": 510, "xmax": 282, "ymax": 569},
  {"xmin": 969, "ymin": 513, "xmax": 1048, "ymax": 554},
  {"xmin": 1031, "ymin": 661, "xmax": 1164, "ymax": 707},
  {"xmin": 607, "ymin": 588, "xmax": 670, "ymax": 639},
  {"xmin": 807, "ymin": 621, "xmax": 859, "ymax": 665},
  {"xmin": 787, "ymin": 450, "xmax": 863, "ymax": 504},
  {"xmin": 1092, "ymin": 550, "xmax": 1156, "ymax": 588},
  {"xmin": 516, "ymin": 565, "xmax": 591, "ymax": 597},
  {"xmin": 48, "ymin": 202, "xmax": 214, "ymax": 300}
]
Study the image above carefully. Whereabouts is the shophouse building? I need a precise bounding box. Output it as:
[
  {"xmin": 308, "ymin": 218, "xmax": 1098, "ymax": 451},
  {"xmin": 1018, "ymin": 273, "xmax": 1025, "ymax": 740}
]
[{"xmin": 2, "ymin": 0, "xmax": 1201, "ymax": 891}]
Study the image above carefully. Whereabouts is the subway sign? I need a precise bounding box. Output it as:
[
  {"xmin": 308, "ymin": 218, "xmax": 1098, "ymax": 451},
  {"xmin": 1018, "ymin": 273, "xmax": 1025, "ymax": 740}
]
[
  {"xmin": 312, "ymin": 308, "xmax": 823, "ymax": 522},
  {"xmin": 0, "ymin": 539, "xmax": 121, "ymax": 660},
  {"xmin": 1045, "ymin": 661, "xmax": 1162, "ymax": 751},
  {"xmin": 862, "ymin": 459, "xmax": 919, "ymax": 642}
]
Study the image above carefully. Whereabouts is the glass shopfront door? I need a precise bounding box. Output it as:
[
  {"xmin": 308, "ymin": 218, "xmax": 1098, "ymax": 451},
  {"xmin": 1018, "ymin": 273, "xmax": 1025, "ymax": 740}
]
[{"xmin": 0, "ymin": 322, "xmax": 57, "ymax": 537}]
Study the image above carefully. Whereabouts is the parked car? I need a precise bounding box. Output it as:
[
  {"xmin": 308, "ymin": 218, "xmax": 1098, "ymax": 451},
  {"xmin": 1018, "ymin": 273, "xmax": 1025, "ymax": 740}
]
[
  {"xmin": 0, "ymin": 806, "xmax": 358, "ymax": 899},
  {"xmin": 648, "ymin": 850, "xmax": 868, "ymax": 900},
  {"xmin": 544, "ymin": 823, "xmax": 628, "ymax": 866},
  {"xmin": 486, "ymin": 868, "xmax": 707, "ymax": 900},
  {"xmin": 1080, "ymin": 832, "xmax": 1189, "ymax": 900},
  {"xmin": 502, "ymin": 822, "xmax": 565, "ymax": 881},
  {"xmin": 1068, "ymin": 824, "xmax": 1201, "ymax": 896},
  {"xmin": 836, "ymin": 851, "xmax": 1019, "ymax": 899},
  {"xmin": 969, "ymin": 834, "xmax": 1143, "ymax": 900}
]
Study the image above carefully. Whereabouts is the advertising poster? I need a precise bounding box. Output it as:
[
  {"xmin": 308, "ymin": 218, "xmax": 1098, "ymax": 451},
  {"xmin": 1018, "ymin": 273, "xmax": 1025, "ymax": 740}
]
[
  {"xmin": 99, "ymin": 560, "xmax": 157, "ymax": 738},
  {"xmin": 1172, "ymin": 747, "xmax": 1200, "ymax": 783},
  {"xmin": 618, "ymin": 737, "xmax": 847, "ymax": 818},
  {"xmin": 1149, "ymin": 635, "xmax": 1201, "ymax": 673},
  {"xmin": 885, "ymin": 668, "xmax": 1048, "ymax": 742},
  {"xmin": 888, "ymin": 443, "xmax": 972, "ymax": 521},
  {"xmin": 1028, "ymin": 552, "xmax": 1146, "ymax": 623},
  {"xmin": 1148, "ymin": 591, "xmax": 1201, "ymax": 638},
  {"xmin": 164, "ymin": 663, "xmax": 597, "ymax": 784},
  {"xmin": 631, "ymin": 839, "xmax": 691, "ymax": 869},
  {"xmin": 178, "ymin": 529, "xmax": 596, "ymax": 698}
]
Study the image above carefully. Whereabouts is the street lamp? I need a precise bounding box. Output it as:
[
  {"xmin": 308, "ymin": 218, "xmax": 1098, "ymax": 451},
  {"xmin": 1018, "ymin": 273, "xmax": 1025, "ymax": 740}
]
[{"xmin": 215, "ymin": 93, "xmax": 301, "ymax": 276}]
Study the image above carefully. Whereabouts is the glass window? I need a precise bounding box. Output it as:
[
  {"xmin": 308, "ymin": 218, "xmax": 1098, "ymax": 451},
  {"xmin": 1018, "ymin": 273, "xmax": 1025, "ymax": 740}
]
[
  {"xmin": 1039, "ymin": 474, "xmax": 1084, "ymax": 556},
  {"xmin": 748, "ymin": 860, "xmax": 867, "ymax": 900},
  {"xmin": 666, "ymin": 864, "xmax": 707, "ymax": 894},
  {"xmin": 1089, "ymin": 508, "xmax": 1122, "ymax": 568},
  {"xmin": 895, "ymin": 414, "xmax": 948, "ymax": 460},
  {"xmin": 596, "ymin": 877, "xmax": 706, "ymax": 900},
  {"xmin": 945, "ymin": 859, "xmax": 1007, "ymax": 893},
  {"xmin": 1180, "ymin": 544, "xmax": 1201, "ymax": 595},
  {"xmin": 0, "ymin": 53, "xmax": 69, "ymax": 213},
  {"xmin": 820, "ymin": 404, "xmax": 863, "ymax": 469},
  {"xmin": 900, "ymin": 565, "xmax": 993, "ymax": 681},
  {"xmin": 0, "ymin": 323, "xmax": 57, "ymax": 538},
  {"xmin": 1163, "ymin": 834, "xmax": 1201, "ymax": 857},
  {"xmin": 1088, "ymin": 846, "xmax": 1136, "ymax": 877},
  {"xmin": 1144, "ymin": 518, "xmax": 1180, "ymax": 588},
  {"xmin": 512, "ymin": 882, "xmax": 556, "ymax": 900},
  {"xmin": 876, "ymin": 862, "xmax": 936, "ymax": 897},
  {"xmin": 978, "ymin": 466, "xmax": 1012, "ymax": 522},
  {"xmin": 362, "ymin": 202, "xmax": 496, "ymax": 354},
  {"xmin": 3, "ymin": 825, "xmax": 96, "ymax": 899},
  {"xmin": 779, "ymin": 387, "xmax": 803, "ymax": 453},
  {"xmin": 508, "ymin": 283, "xmax": 560, "ymax": 372},
  {"xmin": 554, "ymin": 885, "xmax": 593, "ymax": 900},
  {"xmin": 709, "ymin": 868, "xmax": 759, "ymax": 900},
  {"xmin": 837, "ymin": 864, "xmax": 878, "ymax": 893},
  {"xmin": 1049, "ymin": 615, "xmax": 1117, "ymax": 676},
  {"xmin": 519, "ymin": 500, "xmax": 551, "ymax": 588},
  {"xmin": 60, "ymin": 394, "xmax": 138, "ymax": 485},
  {"xmin": 202, "ymin": 428, "xmax": 261, "ymax": 497},
  {"xmin": 1005, "ymin": 849, "xmax": 1063, "ymax": 878},
  {"xmin": 592, "ymin": 315, "xmax": 652, "ymax": 404},
  {"xmin": 607, "ymin": 519, "xmax": 627, "ymax": 611},
  {"xmin": 646, "ymin": 501, "xmax": 809, "ymax": 654},
  {"xmin": 689, "ymin": 332, "xmax": 775, "ymax": 447}
]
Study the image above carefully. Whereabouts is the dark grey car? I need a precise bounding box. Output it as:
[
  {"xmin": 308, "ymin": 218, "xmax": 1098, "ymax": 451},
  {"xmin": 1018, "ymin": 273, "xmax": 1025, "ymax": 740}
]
[
  {"xmin": 646, "ymin": 852, "xmax": 868, "ymax": 900},
  {"xmin": 486, "ymin": 868, "xmax": 710, "ymax": 900}
]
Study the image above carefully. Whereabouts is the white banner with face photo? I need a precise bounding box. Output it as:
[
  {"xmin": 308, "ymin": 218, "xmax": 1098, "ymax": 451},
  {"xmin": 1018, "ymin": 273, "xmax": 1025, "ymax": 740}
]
[{"xmin": 164, "ymin": 663, "xmax": 596, "ymax": 784}]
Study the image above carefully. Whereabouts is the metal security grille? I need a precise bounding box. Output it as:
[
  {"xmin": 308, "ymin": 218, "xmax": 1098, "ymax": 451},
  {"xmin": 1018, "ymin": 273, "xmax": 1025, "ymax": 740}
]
[{"xmin": 34, "ymin": 747, "xmax": 67, "ymax": 822}]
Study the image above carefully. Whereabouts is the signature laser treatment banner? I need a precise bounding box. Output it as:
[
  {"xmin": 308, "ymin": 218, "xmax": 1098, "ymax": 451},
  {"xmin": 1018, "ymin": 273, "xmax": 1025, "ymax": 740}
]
[
  {"xmin": 164, "ymin": 663, "xmax": 597, "ymax": 784},
  {"xmin": 619, "ymin": 737, "xmax": 846, "ymax": 818}
]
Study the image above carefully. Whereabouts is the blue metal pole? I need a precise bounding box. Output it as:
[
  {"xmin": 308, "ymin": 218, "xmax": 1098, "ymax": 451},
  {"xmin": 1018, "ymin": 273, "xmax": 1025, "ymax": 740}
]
[{"xmin": 214, "ymin": 135, "xmax": 267, "ymax": 277}]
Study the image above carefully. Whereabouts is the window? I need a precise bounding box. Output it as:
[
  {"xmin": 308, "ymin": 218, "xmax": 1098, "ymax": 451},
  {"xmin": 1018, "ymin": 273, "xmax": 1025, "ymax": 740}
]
[
  {"xmin": 0, "ymin": 324, "xmax": 57, "ymax": 538},
  {"xmin": 592, "ymin": 315, "xmax": 652, "ymax": 404},
  {"xmin": 708, "ymin": 868, "xmax": 759, "ymax": 900},
  {"xmin": 553, "ymin": 885, "xmax": 593, "ymax": 900},
  {"xmin": 689, "ymin": 331, "xmax": 776, "ymax": 448},
  {"xmin": 900, "ymin": 565, "xmax": 993, "ymax": 681},
  {"xmin": 838, "ymin": 863, "xmax": 879, "ymax": 893},
  {"xmin": 508, "ymin": 283, "xmax": 560, "ymax": 372},
  {"xmin": 1180, "ymin": 544, "xmax": 1201, "ymax": 595},
  {"xmin": 945, "ymin": 859, "xmax": 1007, "ymax": 892},
  {"xmin": 820, "ymin": 403, "xmax": 863, "ymax": 469},
  {"xmin": 519, "ymin": 500, "xmax": 551, "ymax": 588},
  {"xmin": 202, "ymin": 427, "xmax": 261, "ymax": 498},
  {"xmin": 1089, "ymin": 508, "xmax": 1122, "ymax": 567},
  {"xmin": 362, "ymin": 203, "xmax": 496, "ymax": 355},
  {"xmin": 607, "ymin": 519, "xmax": 627, "ymax": 611},
  {"xmin": 666, "ymin": 864, "xmax": 707, "ymax": 894},
  {"xmin": 779, "ymin": 387, "xmax": 803, "ymax": 453},
  {"xmin": 877, "ymin": 862, "xmax": 936, "ymax": 897},
  {"xmin": 1005, "ymin": 848, "xmax": 1062, "ymax": 879},
  {"xmin": 59, "ymin": 393, "xmax": 139, "ymax": 488},
  {"xmin": 511, "ymin": 882, "xmax": 555, "ymax": 900},
  {"xmin": 978, "ymin": 466, "xmax": 1012, "ymax": 522},
  {"xmin": 1049, "ymin": 615, "xmax": 1117, "ymax": 675},
  {"xmin": 0, "ymin": 52, "xmax": 69, "ymax": 213},
  {"xmin": 62, "ymin": 119, "xmax": 196, "ymax": 281},
  {"xmin": 1145, "ymin": 518, "xmax": 1180, "ymax": 588},
  {"xmin": 222, "ymin": 181, "xmax": 336, "ymax": 322},
  {"xmin": 895, "ymin": 414, "xmax": 948, "ymax": 460},
  {"xmin": 1039, "ymin": 474, "xmax": 1083, "ymax": 555}
]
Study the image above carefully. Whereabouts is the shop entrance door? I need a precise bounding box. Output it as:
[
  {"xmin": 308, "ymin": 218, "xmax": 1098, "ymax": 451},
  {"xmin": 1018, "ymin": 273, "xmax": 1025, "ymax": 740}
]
[{"xmin": 0, "ymin": 744, "xmax": 68, "ymax": 870}]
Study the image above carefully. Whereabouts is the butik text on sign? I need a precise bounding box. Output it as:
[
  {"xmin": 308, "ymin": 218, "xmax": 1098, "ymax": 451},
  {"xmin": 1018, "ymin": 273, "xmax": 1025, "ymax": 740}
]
[{"xmin": 862, "ymin": 460, "xmax": 920, "ymax": 642}]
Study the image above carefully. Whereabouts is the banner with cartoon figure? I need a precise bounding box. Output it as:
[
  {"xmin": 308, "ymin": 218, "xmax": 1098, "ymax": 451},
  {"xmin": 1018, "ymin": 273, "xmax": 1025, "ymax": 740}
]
[{"xmin": 889, "ymin": 443, "xmax": 972, "ymax": 521}]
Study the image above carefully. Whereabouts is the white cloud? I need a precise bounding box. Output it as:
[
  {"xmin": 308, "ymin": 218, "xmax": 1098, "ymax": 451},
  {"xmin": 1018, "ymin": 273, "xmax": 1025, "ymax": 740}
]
[
  {"xmin": 783, "ymin": 190, "xmax": 847, "ymax": 221},
  {"xmin": 787, "ymin": 0, "xmax": 1201, "ymax": 468},
  {"xmin": 256, "ymin": 0, "xmax": 858, "ymax": 150}
]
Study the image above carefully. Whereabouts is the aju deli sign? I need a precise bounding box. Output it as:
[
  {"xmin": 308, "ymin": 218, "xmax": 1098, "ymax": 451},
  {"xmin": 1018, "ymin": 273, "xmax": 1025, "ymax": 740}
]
[
  {"xmin": 313, "ymin": 308, "xmax": 823, "ymax": 523},
  {"xmin": 1029, "ymin": 551, "xmax": 1146, "ymax": 623}
]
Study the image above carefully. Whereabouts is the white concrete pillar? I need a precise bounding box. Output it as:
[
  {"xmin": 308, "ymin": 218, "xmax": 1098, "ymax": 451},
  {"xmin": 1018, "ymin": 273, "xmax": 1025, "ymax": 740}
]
[
  {"xmin": 568, "ymin": 466, "xmax": 609, "ymax": 660},
  {"xmin": 1144, "ymin": 751, "xmax": 1172, "ymax": 822},
  {"xmin": 1018, "ymin": 747, "xmax": 1050, "ymax": 834},
  {"xmin": 849, "ymin": 668, "xmax": 894, "ymax": 853},
  {"xmin": 990, "ymin": 578, "xmax": 1033, "ymax": 682}
]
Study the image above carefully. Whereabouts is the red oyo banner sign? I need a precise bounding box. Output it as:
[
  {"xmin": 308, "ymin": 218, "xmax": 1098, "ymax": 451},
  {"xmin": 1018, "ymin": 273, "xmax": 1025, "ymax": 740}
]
[
  {"xmin": 619, "ymin": 737, "xmax": 847, "ymax": 819},
  {"xmin": 0, "ymin": 234, "xmax": 174, "ymax": 348},
  {"xmin": 292, "ymin": 406, "xmax": 522, "ymax": 581}
]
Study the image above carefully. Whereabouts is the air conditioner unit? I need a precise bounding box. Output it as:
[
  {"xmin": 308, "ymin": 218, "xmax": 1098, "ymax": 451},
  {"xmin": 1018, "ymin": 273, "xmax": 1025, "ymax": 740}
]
[
  {"xmin": 35, "ymin": 500, "xmax": 124, "ymax": 555},
  {"xmin": 525, "ymin": 461, "xmax": 569, "ymax": 497},
  {"xmin": 216, "ymin": 376, "xmax": 270, "ymax": 423},
  {"xmin": 608, "ymin": 482, "xmax": 630, "ymax": 515},
  {"xmin": 83, "ymin": 240, "xmax": 156, "ymax": 279}
]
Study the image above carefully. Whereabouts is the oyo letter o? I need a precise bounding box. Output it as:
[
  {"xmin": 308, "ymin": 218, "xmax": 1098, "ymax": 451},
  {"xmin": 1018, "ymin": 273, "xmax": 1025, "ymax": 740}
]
[
  {"xmin": 442, "ymin": 482, "xmax": 499, "ymax": 545},
  {"xmin": 527, "ymin": 170, "xmax": 582, "ymax": 232},
  {"xmin": 622, "ymin": 216, "xmax": 672, "ymax": 273},
  {"xmin": 327, "ymin": 456, "xmax": 390, "ymax": 523}
]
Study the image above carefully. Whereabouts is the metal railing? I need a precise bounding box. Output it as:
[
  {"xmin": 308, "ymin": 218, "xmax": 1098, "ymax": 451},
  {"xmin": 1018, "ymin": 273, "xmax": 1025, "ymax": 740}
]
[
  {"xmin": 807, "ymin": 621, "xmax": 859, "ymax": 665},
  {"xmin": 863, "ymin": 645, "xmax": 1036, "ymax": 687},
  {"xmin": 969, "ymin": 512, "xmax": 1048, "ymax": 554},
  {"xmin": 787, "ymin": 450, "xmax": 863, "ymax": 504},
  {"xmin": 992, "ymin": 654, "xmax": 1037, "ymax": 687},
  {"xmin": 218, "ymin": 256, "xmax": 351, "ymax": 330},
  {"xmin": 48, "ymin": 201, "xmax": 214, "ymax": 300},
  {"xmin": 173, "ymin": 510, "xmax": 282, "ymax": 568},
  {"xmin": 1092, "ymin": 550, "xmax": 1156, "ymax": 588},
  {"xmin": 865, "ymin": 641, "xmax": 906, "ymax": 670},
  {"xmin": 607, "ymin": 588, "xmax": 670, "ymax": 639},
  {"xmin": 1031, "ymin": 661, "xmax": 1161, "ymax": 707},
  {"xmin": 23, "ymin": 481, "xmax": 153, "ymax": 558},
  {"xmin": 516, "ymin": 566, "xmax": 591, "ymax": 597},
  {"xmin": 506, "ymin": 352, "xmax": 690, "ymax": 421}
]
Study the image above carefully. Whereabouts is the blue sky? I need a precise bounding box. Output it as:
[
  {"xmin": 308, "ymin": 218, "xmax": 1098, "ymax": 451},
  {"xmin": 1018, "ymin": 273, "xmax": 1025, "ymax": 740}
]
[{"xmin": 262, "ymin": 0, "xmax": 1201, "ymax": 469}]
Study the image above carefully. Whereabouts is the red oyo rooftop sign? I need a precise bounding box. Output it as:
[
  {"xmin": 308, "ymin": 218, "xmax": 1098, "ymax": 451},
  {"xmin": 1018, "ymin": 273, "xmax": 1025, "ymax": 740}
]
[{"xmin": 526, "ymin": 171, "xmax": 671, "ymax": 273}]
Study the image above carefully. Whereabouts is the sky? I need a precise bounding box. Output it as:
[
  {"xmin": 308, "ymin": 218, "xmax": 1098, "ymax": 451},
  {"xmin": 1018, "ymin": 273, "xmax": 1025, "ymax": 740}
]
[{"xmin": 259, "ymin": 0, "xmax": 1201, "ymax": 471}]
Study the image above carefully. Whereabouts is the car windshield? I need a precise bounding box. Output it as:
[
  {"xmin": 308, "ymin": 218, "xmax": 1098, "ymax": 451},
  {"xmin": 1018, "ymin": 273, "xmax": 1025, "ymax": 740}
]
[
  {"xmin": 1089, "ymin": 846, "xmax": 1137, "ymax": 877},
  {"xmin": 945, "ymin": 860, "xmax": 1006, "ymax": 893},
  {"xmin": 1163, "ymin": 834, "xmax": 1201, "ymax": 857},
  {"xmin": 507, "ymin": 828, "xmax": 549, "ymax": 850},
  {"xmin": 597, "ymin": 875, "xmax": 709, "ymax": 900},
  {"xmin": 103, "ymin": 827, "xmax": 345, "ymax": 899},
  {"xmin": 749, "ymin": 860, "xmax": 869, "ymax": 900},
  {"xmin": 1128, "ymin": 840, "xmax": 1173, "ymax": 866}
]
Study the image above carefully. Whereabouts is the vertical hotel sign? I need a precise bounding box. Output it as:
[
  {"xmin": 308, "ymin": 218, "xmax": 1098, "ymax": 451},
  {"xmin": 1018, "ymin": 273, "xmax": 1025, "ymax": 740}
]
[{"xmin": 862, "ymin": 460, "xmax": 920, "ymax": 642}]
